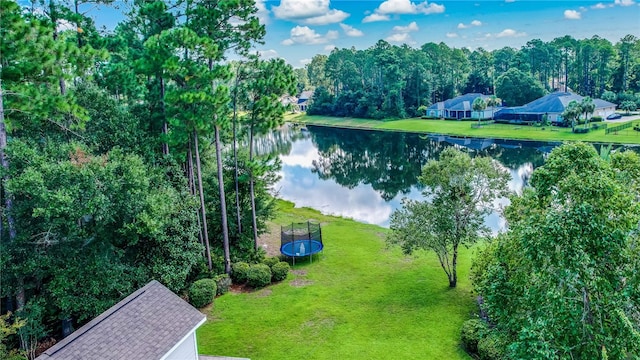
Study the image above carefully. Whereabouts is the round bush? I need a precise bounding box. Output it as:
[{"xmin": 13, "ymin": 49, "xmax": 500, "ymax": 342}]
[
  {"xmin": 477, "ymin": 331, "xmax": 508, "ymax": 360},
  {"xmin": 246, "ymin": 264, "xmax": 272, "ymax": 288},
  {"xmin": 461, "ymin": 319, "xmax": 487, "ymax": 354},
  {"xmin": 214, "ymin": 274, "xmax": 231, "ymax": 296},
  {"xmin": 271, "ymin": 261, "xmax": 290, "ymax": 282},
  {"xmin": 231, "ymin": 262, "xmax": 250, "ymax": 284},
  {"xmin": 189, "ymin": 279, "xmax": 217, "ymax": 308},
  {"xmin": 262, "ymin": 256, "xmax": 280, "ymax": 269}
]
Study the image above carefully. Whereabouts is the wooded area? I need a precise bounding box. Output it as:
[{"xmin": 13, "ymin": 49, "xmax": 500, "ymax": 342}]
[
  {"xmin": 304, "ymin": 35, "xmax": 640, "ymax": 118},
  {"xmin": 0, "ymin": 0, "xmax": 295, "ymax": 357}
]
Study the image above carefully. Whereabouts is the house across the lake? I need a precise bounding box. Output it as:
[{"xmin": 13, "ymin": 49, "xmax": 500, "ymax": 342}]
[
  {"xmin": 36, "ymin": 280, "xmax": 207, "ymax": 360},
  {"xmin": 297, "ymin": 90, "xmax": 314, "ymax": 112},
  {"xmin": 426, "ymin": 93, "xmax": 499, "ymax": 120},
  {"xmin": 494, "ymin": 91, "xmax": 617, "ymax": 124}
]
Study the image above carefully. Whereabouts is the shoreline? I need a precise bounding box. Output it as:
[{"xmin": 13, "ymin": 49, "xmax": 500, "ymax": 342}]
[{"xmin": 288, "ymin": 113, "xmax": 640, "ymax": 145}]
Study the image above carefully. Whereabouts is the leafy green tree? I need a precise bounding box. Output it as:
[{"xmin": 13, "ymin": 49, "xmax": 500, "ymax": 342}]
[
  {"xmin": 240, "ymin": 58, "xmax": 296, "ymax": 249},
  {"xmin": 472, "ymin": 143, "xmax": 640, "ymax": 359},
  {"xmin": 472, "ymin": 97, "xmax": 487, "ymax": 122},
  {"xmin": 580, "ymin": 96, "xmax": 595, "ymax": 128},
  {"xmin": 621, "ymin": 100, "xmax": 637, "ymax": 114},
  {"xmin": 495, "ymin": 68, "xmax": 546, "ymax": 106},
  {"xmin": 388, "ymin": 147, "xmax": 510, "ymax": 287},
  {"xmin": 486, "ymin": 96, "xmax": 501, "ymax": 120},
  {"xmin": 561, "ymin": 100, "xmax": 581, "ymax": 129}
]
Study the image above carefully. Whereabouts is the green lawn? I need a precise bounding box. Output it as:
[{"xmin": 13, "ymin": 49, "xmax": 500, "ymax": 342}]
[
  {"xmin": 288, "ymin": 113, "xmax": 640, "ymax": 144},
  {"xmin": 198, "ymin": 201, "xmax": 474, "ymax": 359}
]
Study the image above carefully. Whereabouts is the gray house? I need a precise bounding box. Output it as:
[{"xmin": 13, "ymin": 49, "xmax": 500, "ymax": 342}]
[
  {"xmin": 36, "ymin": 280, "xmax": 206, "ymax": 360},
  {"xmin": 494, "ymin": 91, "xmax": 616, "ymax": 124},
  {"xmin": 426, "ymin": 93, "xmax": 498, "ymax": 120}
]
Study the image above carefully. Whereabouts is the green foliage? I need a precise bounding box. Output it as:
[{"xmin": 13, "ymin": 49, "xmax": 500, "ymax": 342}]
[
  {"xmin": 262, "ymin": 256, "xmax": 280, "ymax": 269},
  {"xmin": 472, "ymin": 143, "xmax": 640, "ymax": 359},
  {"xmin": 621, "ymin": 100, "xmax": 637, "ymax": 113},
  {"xmin": 189, "ymin": 279, "xmax": 217, "ymax": 308},
  {"xmin": 460, "ymin": 319, "xmax": 487, "ymax": 353},
  {"xmin": 388, "ymin": 147, "xmax": 510, "ymax": 287},
  {"xmin": 0, "ymin": 313, "xmax": 26, "ymax": 360},
  {"xmin": 271, "ymin": 261, "xmax": 290, "ymax": 282},
  {"xmin": 495, "ymin": 68, "xmax": 546, "ymax": 107},
  {"xmin": 231, "ymin": 262, "xmax": 250, "ymax": 284},
  {"xmin": 214, "ymin": 274, "xmax": 231, "ymax": 296},
  {"xmin": 477, "ymin": 331, "xmax": 508, "ymax": 360},
  {"xmin": 246, "ymin": 263, "xmax": 272, "ymax": 288}
]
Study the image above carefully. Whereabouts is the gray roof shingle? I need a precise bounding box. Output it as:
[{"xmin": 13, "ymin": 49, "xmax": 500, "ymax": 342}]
[{"xmin": 36, "ymin": 280, "xmax": 206, "ymax": 360}]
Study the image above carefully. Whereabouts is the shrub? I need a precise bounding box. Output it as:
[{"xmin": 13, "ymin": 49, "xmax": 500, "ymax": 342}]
[
  {"xmin": 271, "ymin": 261, "xmax": 290, "ymax": 282},
  {"xmin": 262, "ymin": 256, "xmax": 280, "ymax": 269},
  {"xmin": 477, "ymin": 331, "xmax": 508, "ymax": 360},
  {"xmin": 231, "ymin": 262, "xmax": 250, "ymax": 284},
  {"xmin": 461, "ymin": 319, "xmax": 487, "ymax": 354},
  {"xmin": 189, "ymin": 279, "xmax": 217, "ymax": 308},
  {"xmin": 246, "ymin": 264, "xmax": 272, "ymax": 288},
  {"xmin": 590, "ymin": 115, "xmax": 603, "ymax": 122},
  {"xmin": 572, "ymin": 127, "xmax": 590, "ymax": 134},
  {"xmin": 214, "ymin": 274, "xmax": 231, "ymax": 296}
]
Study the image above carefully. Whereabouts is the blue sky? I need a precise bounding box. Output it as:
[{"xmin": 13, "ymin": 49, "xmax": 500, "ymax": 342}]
[
  {"xmin": 22, "ymin": 0, "xmax": 639, "ymax": 68},
  {"xmin": 256, "ymin": 0, "xmax": 640, "ymax": 67}
]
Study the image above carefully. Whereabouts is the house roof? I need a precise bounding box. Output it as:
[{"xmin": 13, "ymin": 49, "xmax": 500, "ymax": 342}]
[
  {"xmin": 298, "ymin": 90, "xmax": 314, "ymax": 100},
  {"xmin": 36, "ymin": 280, "xmax": 206, "ymax": 360},
  {"xmin": 497, "ymin": 91, "xmax": 616, "ymax": 115},
  {"xmin": 427, "ymin": 93, "xmax": 493, "ymax": 111}
]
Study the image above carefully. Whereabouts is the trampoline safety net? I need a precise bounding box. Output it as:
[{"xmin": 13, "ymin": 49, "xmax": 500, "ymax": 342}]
[{"xmin": 280, "ymin": 221, "xmax": 323, "ymax": 258}]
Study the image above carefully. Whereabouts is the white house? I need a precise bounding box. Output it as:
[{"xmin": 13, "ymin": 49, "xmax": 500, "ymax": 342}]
[{"xmin": 36, "ymin": 280, "xmax": 206, "ymax": 360}]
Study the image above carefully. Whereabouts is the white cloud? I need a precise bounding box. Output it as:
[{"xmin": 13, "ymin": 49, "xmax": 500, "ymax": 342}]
[
  {"xmin": 57, "ymin": 19, "xmax": 75, "ymax": 32},
  {"xmin": 386, "ymin": 21, "xmax": 419, "ymax": 44},
  {"xmin": 363, "ymin": 0, "xmax": 444, "ymax": 22},
  {"xmin": 272, "ymin": 0, "xmax": 349, "ymax": 25},
  {"xmin": 591, "ymin": 2, "xmax": 607, "ymax": 9},
  {"xmin": 457, "ymin": 19, "xmax": 482, "ymax": 29},
  {"xmin": 324, "ymin": 44, "xmax": 337, "ymax": 51},
  {"xmin": 496, "ymin": 28, "xmax": 526, "ymax": 38},
  {"xmin": 615, "ymin": 0, "xmax": 635, "ymax": 6},
  {"xmin": 446, "ymin": 32, "xmax": 458, "ymax": 38},
  {"xmin": 299, "ymin": 58, "xmax": 312, "ymax": 66},
  {"xmin": 255, "ymin": 0, "xmax": 270, "ymax": 25},
  {"xmin": 340, "ymin": 23, "xmax": 364, "ymax": 37},
  {"xmin": 362, "ymin": 13, "xmax": 391, "ymax": 23},
  {"xmin": 258, "ymin": 49, "xmax": 279, "ymax": 59},
  {"xmin": 564, "ymin": 9, "xmax": 582, "ymax": 19},
  {"xmin": 385, "ymin": 32, "xmax": 411, "ymax": 43},
  {"xmin": 304, "ymin": 10, "xmax": 350, "ymax": 25},
  {"xmin": 392, "ymin": 21, "xmax": 419, "ymax": 32},
  {"xmin": 281, "ymin": 26, "xmax": 339, "ymax": 45}
]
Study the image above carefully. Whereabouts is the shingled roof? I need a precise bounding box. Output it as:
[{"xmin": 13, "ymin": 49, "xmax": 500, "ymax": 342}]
[
  {"xmin": 497, "ymin": 91, "xmax": 616, "ymax": 114},
  {"xmin": 427, "ymin": 93, "xmax": 493, "ymax": 111},
  {"xmin": 36, "ymin": 280, "xmax": 206, "ymax": 360}
]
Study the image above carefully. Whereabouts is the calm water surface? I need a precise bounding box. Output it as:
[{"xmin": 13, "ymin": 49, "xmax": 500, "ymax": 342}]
[{"xmin": 264, "ymin": 124, "xmax": 633, "ymax": 231}]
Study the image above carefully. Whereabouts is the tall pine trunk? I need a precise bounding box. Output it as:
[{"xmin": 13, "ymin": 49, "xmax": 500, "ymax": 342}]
[
  {"xmin": 248, "ymin": 122, "xmax": 258, "ymax": 251},
  {"xmin": 214, "ymin": 125, "xmax": 231, "ymax": 274},
  {"xmin": 187, "ymin": 139, "xmax": 204, "ymax": 248},
  {"xmin": 193, "ymin": 131, "xmax": 212, "ymax": 270},
  {"xmin": 232, "ymin": 67, "xmax": 242, "ymax": 234},
  {"xmin": 0, "ymin": 80, "xmax": 24, "ymax": 308}
]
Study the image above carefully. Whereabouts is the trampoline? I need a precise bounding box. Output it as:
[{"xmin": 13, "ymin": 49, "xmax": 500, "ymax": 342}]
[{"xmin": 280, "ymin": 221, "xmax": 323, "ymax": 264}]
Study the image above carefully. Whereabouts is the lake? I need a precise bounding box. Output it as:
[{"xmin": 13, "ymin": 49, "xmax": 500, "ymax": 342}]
[{"xmin": 263, "ymin": 124, "xmax": 635, "ymax": 231}]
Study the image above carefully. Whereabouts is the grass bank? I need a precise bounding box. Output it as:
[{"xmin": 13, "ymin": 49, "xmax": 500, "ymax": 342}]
[
  {"xmin": 198, "ymin": 200, "xmax": 474, "ymax": 359},
  {"xmin": 288, "ymin": 113, "xmax": 640, "ymax": 145}
]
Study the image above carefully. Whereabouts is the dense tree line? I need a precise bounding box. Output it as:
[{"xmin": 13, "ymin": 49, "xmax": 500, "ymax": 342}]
[
  {"xmin": 305, "ymin": 35, "xmax": 640, "ymax": 118},
  {"xmin": 0, "ymin": 0, "xmax": 294, "ymax": 357}
]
